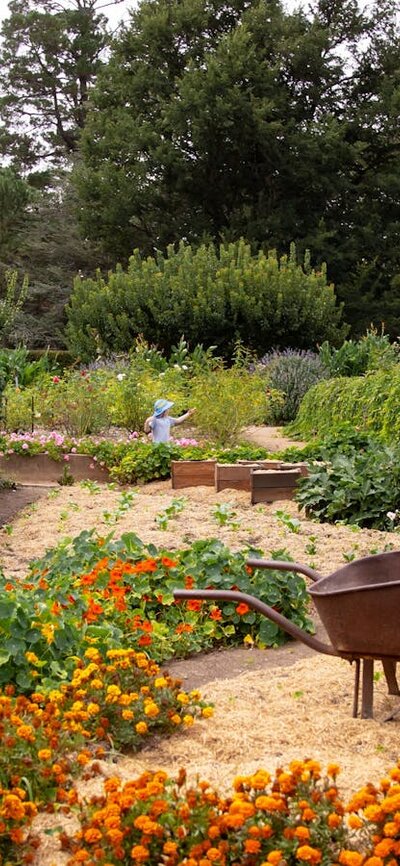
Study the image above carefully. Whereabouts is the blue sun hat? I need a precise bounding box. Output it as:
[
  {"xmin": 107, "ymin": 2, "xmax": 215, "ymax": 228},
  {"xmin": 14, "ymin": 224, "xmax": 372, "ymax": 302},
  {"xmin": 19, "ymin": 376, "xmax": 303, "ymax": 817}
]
[{"xmin": 154, "ymin": 398, "xmax": 174, "ymax": 417}]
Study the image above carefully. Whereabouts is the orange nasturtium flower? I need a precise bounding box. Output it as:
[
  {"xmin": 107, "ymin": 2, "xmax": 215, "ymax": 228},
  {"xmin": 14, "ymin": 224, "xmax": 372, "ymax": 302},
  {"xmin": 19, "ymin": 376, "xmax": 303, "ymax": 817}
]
[{"xmin": 236, "ymin": 603, "xmax": 250, "ymax": 615}]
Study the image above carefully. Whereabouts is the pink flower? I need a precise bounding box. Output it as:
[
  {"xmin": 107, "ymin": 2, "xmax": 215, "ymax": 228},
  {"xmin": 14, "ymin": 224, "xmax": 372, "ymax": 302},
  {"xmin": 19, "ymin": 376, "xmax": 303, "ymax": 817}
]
[
  {"xmin": 52, "ymin": 376, "xmax": 60, "ymax": 383},
  {"xmin": 71, "ymin": 447, "xmax": 77, "ymax": 453},
  {"xmin": 22, "ymin": 443, "xmax": 29, "ymax": 450},
  {"xmin": 64, "ymin": 455, "xmax": 70, "ymax": 461}
]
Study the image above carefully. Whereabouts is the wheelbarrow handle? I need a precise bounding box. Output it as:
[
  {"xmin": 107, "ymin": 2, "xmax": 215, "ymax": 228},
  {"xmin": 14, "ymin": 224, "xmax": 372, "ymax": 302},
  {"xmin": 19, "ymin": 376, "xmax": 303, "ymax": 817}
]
[
  {"xmin": 173, "ymin": 588, "xmax": 338, "ymax": 657},
  {"xmin": 246, "ymin": 558, "xmax": 322, "ymax": 583}
]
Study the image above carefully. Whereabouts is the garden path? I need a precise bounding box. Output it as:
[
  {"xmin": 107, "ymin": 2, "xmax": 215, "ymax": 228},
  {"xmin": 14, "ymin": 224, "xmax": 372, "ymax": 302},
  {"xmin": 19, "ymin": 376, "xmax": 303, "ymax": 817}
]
[
  {"xmin": 242, "ymin": 424, "xmax": 305, "ymax": 450},
  {"xmin": 1, "ymin": 473, "xmax": 398, "ymax": 865}
]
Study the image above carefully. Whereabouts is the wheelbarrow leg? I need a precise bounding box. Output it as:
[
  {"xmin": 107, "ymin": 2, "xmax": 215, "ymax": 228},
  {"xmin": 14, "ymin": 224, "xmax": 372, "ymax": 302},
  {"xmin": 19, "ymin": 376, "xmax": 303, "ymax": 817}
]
[
  {"xmin": 361, "ymin": 659, "xmax": 374, "ymax": 719},
  {"xmin": 352, "ymin": 659, "xmax": 360, "ymax": 718},
  {"xmin": 382, "ymin": 659, "xmax": 400, "ymax": 696}
]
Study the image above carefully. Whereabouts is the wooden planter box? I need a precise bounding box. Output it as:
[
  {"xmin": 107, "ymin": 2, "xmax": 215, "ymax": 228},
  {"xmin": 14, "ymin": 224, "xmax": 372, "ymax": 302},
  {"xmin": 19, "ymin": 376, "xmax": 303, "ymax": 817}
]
[
  {"xmin": 215, "ymin": 461, "xmax": 282, "ymax": 492},
  {"xmin": 251, "ymin": 467, "xmax": 303, "ymax": 504},
  {"xmin": 0, "ymin": 453, "xmax": 110, "ymax": 486},
  {"xmin": 171, "ymin": 460, "xmax": 216, "ymax": 489}
]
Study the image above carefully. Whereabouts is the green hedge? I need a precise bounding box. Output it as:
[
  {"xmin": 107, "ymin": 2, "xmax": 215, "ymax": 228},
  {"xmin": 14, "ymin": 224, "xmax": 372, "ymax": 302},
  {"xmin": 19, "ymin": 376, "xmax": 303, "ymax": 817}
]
[{"xmin": 290, "ymin": 367, "xmax": 400, "ymax": 442}]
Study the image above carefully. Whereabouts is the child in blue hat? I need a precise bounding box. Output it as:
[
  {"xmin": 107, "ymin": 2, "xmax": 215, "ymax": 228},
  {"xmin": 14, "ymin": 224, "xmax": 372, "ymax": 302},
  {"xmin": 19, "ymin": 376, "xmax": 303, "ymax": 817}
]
[{"xmin": 144, "ymin": 399, "xmax": 196, "ymax": 443}]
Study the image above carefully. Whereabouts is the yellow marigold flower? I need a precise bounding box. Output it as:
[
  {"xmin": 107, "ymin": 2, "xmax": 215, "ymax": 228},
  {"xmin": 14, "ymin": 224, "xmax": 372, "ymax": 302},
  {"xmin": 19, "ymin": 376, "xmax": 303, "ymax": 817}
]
[
  {"xmin": 251, "ymin": 770, "xmax": 271, "ymax": 789},
  {"xmin": 154, "ymin": 677, "xmax": 168, "ymax": 688},
  {"xmin": 122, "ymin": 709, "xmax": 134, "ymax": 721},
  {"xmin": 255, "ymin": 795, "xmax": 284, "ymax": 812},
  {"xmin": 202, "ymin": 706, "xmax": 214, "ymax": 718},
  {"xmin": 25, "ymin": 651, "xmax": 40, "ymax": 665},
  {"xmin": 338, "ymin": 852, "xmax": 364, "ymax": 866},
  {"xmin": 364, "ymin": 805, "xmax": 385, "ymax": 822},
  {"xmin": 177, "ymin": 692, "xmax": 189, "ymax": 704},
  {"xmin": 144, "ymin": 702, "xmax": 159, "ymax": 718},
  {"xmin": 171, "ymin": 714, "xmax": 181, "ymax": 725},
  {"xmin": 106, "ymin": 685, "xmax": 121, "ymax": 696},
  {"xmin": 84, "ymin": 648, "xmax": 101, "ymax": 660},
  {"xmin": 347, "ymin": 815, "xmax": 364, "ymax": 829},
  {"xmin": 118, "ymin": 693, "xmax": 133, "ymax": 706},
  {"xmin": 41, "ymin": 623, "xmax": 56, "ymax": 644},
  {"xmin": 16, "ymin": 725, "xmax": 35, "ymax": 742},
  {"xmin": 38, "ymin": 749, "xmax": 52, "ymax": 761},
  {"xmin": 190, "ymin": 689, "xmax": 201, "ymax": 700},
  {"xmin": 135, "ymin": 721, "xmax": 148, "ymax": 735},
  {"xmin": 91, "ymin": 678, "xmax": 103, "ymax": 690},
  {"xmin": 382, "ymin": 793, "xmax": 400, "ymax": 813},
  {"xmin": 183, "ymin": 714, "xmax": 194, "ymax": 726},
  {"xmin": 296, "ymin": 845, "xmax": 322, "ymax": 863}
]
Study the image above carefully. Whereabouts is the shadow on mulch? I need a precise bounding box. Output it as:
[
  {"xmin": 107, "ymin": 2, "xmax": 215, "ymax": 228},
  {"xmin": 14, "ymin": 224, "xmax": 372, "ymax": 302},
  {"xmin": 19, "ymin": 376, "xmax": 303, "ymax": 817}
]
[
  {"xmin": 165, "ymin": 619, "xmax": 330, "ymax": 690},
  {"xmin": 0, "ymin": 485, "xmax": 53, "ymax": 527}
]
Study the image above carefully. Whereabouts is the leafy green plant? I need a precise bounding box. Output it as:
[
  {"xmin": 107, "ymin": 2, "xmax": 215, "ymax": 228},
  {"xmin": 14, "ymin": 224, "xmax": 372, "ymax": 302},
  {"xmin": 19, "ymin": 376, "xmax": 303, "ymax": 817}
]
[
  {"xmin": 295, "ymin": 441, "xmax": 400, "ymax": 529},
  {"xmin": 274, "ymin": 510, "xmax": 302, "ymax": 533},
  {"xmin": 319, "ymin": 328, "xmax": 399, "ymax": 377},
  {"xmin": 155, "ymin": 497, "xmax": 187, "ymax": 530},
  {"xmin": 211, "ymin": 502, "xmax": 240, "ymax": 528}
]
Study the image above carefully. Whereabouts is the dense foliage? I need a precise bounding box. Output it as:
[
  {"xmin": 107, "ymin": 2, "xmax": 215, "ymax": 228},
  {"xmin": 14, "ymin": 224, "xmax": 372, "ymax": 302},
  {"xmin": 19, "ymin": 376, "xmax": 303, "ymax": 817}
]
[
  {"xmin": 66, "ymin": 241, "xmax": 347, "ymax": 357},
  {"xmin": 290, "ymin": 367, "xmax": 400, "ymax": 442},
  {"xmin": 295, "ymin": 440, "xmax": 400, "ymax": 530},
  {"xmin": 254, "ymin": 349, "xmax": 329, "ymax": 423},
  {"xmin": 0, "ymin": 529, "xmax": 313, "ymax": 691}
]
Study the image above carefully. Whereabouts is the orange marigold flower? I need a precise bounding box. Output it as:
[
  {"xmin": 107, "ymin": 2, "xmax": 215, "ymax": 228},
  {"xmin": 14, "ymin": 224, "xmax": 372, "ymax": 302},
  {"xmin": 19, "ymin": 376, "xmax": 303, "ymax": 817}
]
[
  {"xmin": 347, "ymin": 816, "xmax": 363, "ymax": 830},
  {"xmin": 294, "ymin": 827, "xmax": 310, "ymax": 841},
  {"xmin": 244, "ymin": 839, "xmax": 261, "ymax": 853},
  {"xmin": 296, "ymin": 845, "xmax": 322, "ymax": 863},
  {"xmin": 266, "ymin": 851, "xmax": 283, "ymax": 865},
  {"xmin": 38, "ymin": 749, "xmax": 52, "ymax": 761},
  {"xmin": 328, "ymin": 813, "xmax": 342, "ymax": 829},
  {"xmin": 136, "ymin": 722, "xmax": 148, "ymax": 735},
  {"xmin": 338, "ymin": 852, "xmax": 364, "ymax": 866},
  {"xmin": 327, "ymin": 763, "xmax": 340, "ymax": 778},
  {"xmin": 130, "ymin": 845, "xmax": 150, "ymax": 862},
  {"xmin": 236, "ymin": 603, "xmax": 250, "ymax": 615},
  {"xmin": 206, "ymin": 848, "xmax": 221, "ymax": 861},
  {"xmin": 84, "ymin": 828, "xmax": 102, "ymax": 844},
  {"xmin": 363, "ymin": 859, "xmax": 384, "ymax": 866},
  {"xmin": 374, "ymin": 839, "xmax": 394, "ymax": 857}
]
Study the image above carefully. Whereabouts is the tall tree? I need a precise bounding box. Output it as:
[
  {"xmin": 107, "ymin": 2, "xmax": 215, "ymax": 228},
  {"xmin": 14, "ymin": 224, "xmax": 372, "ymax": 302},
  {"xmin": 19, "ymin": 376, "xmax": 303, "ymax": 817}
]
[
  {"xmin": 0, "ymin": 0, "xmax": 110, "ymax": 169},
  {"xmin": 74, "ymin": 0, "xmax": 400, "ymax": 337}
]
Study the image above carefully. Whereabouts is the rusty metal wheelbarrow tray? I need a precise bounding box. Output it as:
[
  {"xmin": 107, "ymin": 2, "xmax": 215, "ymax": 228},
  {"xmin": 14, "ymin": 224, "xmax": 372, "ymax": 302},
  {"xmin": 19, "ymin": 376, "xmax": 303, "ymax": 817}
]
[
  {"xmin": 173, "ymin": 551, "xmax": 400, "ymax": 720},
  {"xmin": 308, "ymin": 551, "xmax": 400, "ymax": 660}
]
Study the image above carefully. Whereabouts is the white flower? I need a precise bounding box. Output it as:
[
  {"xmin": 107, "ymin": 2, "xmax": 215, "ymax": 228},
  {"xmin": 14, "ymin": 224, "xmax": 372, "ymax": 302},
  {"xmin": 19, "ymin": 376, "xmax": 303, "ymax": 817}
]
[
  {"xmin": 116, "ymin": 373, "xmax": 126, "ymax": 381},
  {"xmin": 387, "ymin": 511, "xmax": 397, "ymax": 521},
  {"xmin": 182, "ymin": 364, "xmax": 188, "ymax": 370}
]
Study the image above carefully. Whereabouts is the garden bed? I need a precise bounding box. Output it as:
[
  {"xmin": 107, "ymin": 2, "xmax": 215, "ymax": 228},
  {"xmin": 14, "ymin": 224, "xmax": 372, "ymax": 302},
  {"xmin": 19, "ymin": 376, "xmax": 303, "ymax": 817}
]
[{"xmin": 0, "ymin": 452, "xmax": 110, "ymax": 485}]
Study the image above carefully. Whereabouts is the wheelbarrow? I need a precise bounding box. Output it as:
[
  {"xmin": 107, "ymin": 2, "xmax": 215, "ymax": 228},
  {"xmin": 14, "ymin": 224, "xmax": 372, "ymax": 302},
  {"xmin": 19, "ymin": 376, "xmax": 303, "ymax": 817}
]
[{"xmin": 173, "ymin": 551, "xmax": 400, "ymax": 719}]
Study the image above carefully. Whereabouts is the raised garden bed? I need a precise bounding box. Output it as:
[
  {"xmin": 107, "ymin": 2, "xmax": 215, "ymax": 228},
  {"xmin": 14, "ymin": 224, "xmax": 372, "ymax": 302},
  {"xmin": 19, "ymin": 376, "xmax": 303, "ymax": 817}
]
[
  {"xmin": 251, "ymin": 467, "xmax": 304, "ymax": 504},
  {"xmin": 171, "ymin": 459, "xmax": 216, "ymax": 489},
  {"xmin": 215, "ymin": 461, "xmax": 281, "ymax": 492},
  {"xmin": 0, "ymin": 453, "xmax": 110, "ymax": 485}
]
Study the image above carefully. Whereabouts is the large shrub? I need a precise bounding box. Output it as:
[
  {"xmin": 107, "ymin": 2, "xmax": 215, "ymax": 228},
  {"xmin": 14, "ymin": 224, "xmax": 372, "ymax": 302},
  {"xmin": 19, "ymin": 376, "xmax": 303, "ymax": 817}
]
[
  {"xmin": 256, "ymin": 348, "xmax": 329, "ymax": 423},
  {"xmin": 66, "ymin": 240, "xmax": 347, "ymax": 359}
]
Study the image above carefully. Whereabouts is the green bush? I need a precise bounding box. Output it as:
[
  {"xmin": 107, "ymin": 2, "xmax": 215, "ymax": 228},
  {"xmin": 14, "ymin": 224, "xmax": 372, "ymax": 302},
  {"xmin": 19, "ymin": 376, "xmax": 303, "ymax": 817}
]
[
  {"xmin": 295, "ymin": 441, "xmax": 400, "ymax": 529},
  {"xmin": 256, "ymin": 348, "xmax": 328, "ymax": 423},
  {"xmin": 66, "ymin": 240, "xmax": 347, "ymax": 359},
  {"xmin": 290, "ymin": 368, "xmax": 400, "ymax": 442},
  {"xmin": 319, "ymin": 328, "xmax": 399, "ymax": 377}
]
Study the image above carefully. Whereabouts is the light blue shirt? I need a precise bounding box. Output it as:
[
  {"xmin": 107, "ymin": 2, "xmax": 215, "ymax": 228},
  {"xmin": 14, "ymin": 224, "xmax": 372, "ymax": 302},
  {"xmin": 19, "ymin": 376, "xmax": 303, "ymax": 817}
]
[{"xmin": 149, "ymin": 415, "xmax": 177, "ymax": 443}]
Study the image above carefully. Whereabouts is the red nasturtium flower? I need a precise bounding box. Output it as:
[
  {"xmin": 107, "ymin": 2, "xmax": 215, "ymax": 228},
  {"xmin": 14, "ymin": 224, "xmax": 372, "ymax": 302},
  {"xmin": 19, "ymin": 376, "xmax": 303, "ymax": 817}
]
[
  {"xmin": 210, "ymin": 608, "xmax": 222, "ymax": 621},
  {"xmin": 236, "ymin": 603, "xmax": 250, "ymax": 616},
  {"xmin": 186, "ymin": 600, "xmax": 203, "ymax": 612}
]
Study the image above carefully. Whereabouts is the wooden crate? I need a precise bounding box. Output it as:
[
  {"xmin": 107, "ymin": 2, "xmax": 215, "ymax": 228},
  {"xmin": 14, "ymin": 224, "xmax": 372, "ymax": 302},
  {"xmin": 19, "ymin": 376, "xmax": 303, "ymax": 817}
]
[
  {"xmin": 215, "ymin": 463, "xmax": 255, "ymax": 492},
  {"xmin": 251, "ymin": 468, "xmax": 303, "ymax": 504},
  {"xmin": 171, "ymin": 460, "xmax": 216, "ymax": 489}
]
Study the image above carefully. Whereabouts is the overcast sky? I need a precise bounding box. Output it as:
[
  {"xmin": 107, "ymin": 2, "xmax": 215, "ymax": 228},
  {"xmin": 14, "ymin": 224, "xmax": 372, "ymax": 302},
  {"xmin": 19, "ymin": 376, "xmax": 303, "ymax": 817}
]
[{"xmin": 0, "ymin": 0, "xmax": 310, "ymax": 30}]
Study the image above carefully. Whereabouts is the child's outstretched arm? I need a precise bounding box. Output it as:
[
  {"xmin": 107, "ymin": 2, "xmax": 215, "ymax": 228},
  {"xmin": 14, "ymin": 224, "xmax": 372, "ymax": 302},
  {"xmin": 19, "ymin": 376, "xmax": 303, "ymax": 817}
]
[{"xmin": 174, "ymin": 408, "xmax": 196, "ymax": 426}]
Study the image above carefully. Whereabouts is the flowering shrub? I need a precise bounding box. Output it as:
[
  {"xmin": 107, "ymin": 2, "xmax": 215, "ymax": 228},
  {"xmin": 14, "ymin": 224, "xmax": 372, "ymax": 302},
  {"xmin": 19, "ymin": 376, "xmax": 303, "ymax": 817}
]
[
  {"xmin": 63, "ymin": 761, "xmax": 351, "ymax": 865},
  {"xmin": 0, "ymin": 648, "xmax": 211, "ymax": 863},
  {"xmin": 0, "ymin": 531, "xmax": 312, "ymax": 690},
  {"xmin": 256, "ymin": 349, "xmax": 329, "ymax": 423}
]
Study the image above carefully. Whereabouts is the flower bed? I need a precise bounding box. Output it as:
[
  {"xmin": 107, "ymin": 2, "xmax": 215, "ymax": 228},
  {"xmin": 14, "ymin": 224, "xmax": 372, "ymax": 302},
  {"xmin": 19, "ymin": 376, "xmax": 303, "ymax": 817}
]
[
  {"xmin": 0, "ymin": 530, "xmax": 313, "ymax": 692},
  {"xmin": 0, "ymin": 432, "xmax": 276, "ymax": 485}
]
